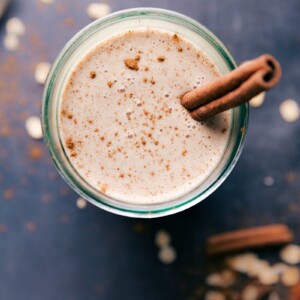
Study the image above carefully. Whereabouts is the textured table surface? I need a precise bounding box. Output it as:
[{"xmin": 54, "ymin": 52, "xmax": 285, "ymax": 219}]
[{"xmin": 0, "ymin": 0, "xmax": 300, "ymax": 299}]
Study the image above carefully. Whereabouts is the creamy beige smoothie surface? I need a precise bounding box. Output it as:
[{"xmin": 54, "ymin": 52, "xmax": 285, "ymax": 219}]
[{"xmin": 59, "ymin": 28, "xmax": 231, "ymax": 204}]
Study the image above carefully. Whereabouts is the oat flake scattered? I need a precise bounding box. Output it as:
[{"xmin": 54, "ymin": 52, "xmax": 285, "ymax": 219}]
[
  {"xmin": 158, "ymin": 246, "xmax": 176, "ymax": 264},
  {"xmin": 271, "ymin": 263, "xmax": 289, "ymax": 275},
  {"xmin": 6, "ymin": 17, "xmax": 26, "ymax": 36},
  {"xmin": 250, "ymin": 92, "xmax": 265, "ymax": 108},
  {"xmin": 3, "ymin": 34, "xmax": 19, "ymax": 51},
  {"xmin": 263, "ymin": 176, "xmax": 275, "ymax": 187},
  {"xmin": 76, "ymin": 198, "xmax": 87, "ymax": 209},
  {"xmin": 25, "ymin": 116, "xmax": 43, "ymax": 139},
  {"xmin": 280, "ymin": 244, "xmax": 300, "ymax": 265},
  {"xmin": 86, "ymin": 3, "xmax": 111, "ymax": 20},
  {"xmin": 206, "ymin": 269, "xmax": 236, "ymax": 288},
  {"xmin": 281, "ymin": 266, "xmax": 300, "ymax": 287},
  {"xmin": 279, "ymin": 99, "xmax": 300, "ymax": 123},
  {"xmin": 155, "ymin": 230, "xmax": 171, "ymax": 247},
  {"xmin": 258, "ymin": 268, "xmax": 279, "ymax": 285},
  {"xmin": 247, "ymin": 259, "xmax": 270, "ymax": 277},
  {"xmin": 40, "ymin": 0, "xmax": 55, "ymax": 4},
  {"xmin": 206, "ymin": 272, "xmax": 223, "ymax": 287},
  {"xmin": 204, "ymin": 290, "xmax": 226, "ymax": 300},
  {"xmin": 241, "ymin": 285, "xmax": 258, "ymax": 300},
  {"xmin": 227, "ymin": 253, "xmax": 258, "ymax": 273},
  {"xmin": 35, "ymin": 62, "xmax": 51, "ymax": 85}
]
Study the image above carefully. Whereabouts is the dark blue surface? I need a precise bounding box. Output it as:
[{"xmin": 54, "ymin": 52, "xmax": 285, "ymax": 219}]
[{"xmin": 0, "ymin": 0, "xmax": 300, "ymax": 299}]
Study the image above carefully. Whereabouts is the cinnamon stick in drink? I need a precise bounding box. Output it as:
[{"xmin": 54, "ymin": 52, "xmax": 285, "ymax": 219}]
[{"xmin": 181, "ymin": 54, "xmax": 282, "ymax": 121}]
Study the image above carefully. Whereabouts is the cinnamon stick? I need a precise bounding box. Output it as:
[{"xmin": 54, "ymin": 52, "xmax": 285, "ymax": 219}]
[
  {"xmin": 206, "ymin": 224, "xmax": 293, "ymax": 256},
  {"xmin": 181, "ymin": 54, "xmax": 282, "ymax": 121},
  {"xmin": 289, "ymin": 281, "xmax": 300, "ymax": 300}
]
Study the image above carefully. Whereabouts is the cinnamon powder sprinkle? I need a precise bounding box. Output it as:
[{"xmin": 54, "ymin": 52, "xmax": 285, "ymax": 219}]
[
  {"xmin": 30, "ymin": 146, "xmax": 43, "ymax": 160},
  {"xmin": 64, "ymin": 17, "xmax": 75, "ymax": 28},
  {"xmin": 4, "ymin": 189, "xmax": 14, "ymax": 200},
  {"xmin": 66, "ymin": 138, "xmax": 75, "ymax": 150},
  {"xmin": 67, "ymin": 113, "xmax": 73, "ymax": 119},
  {"xmin": 182, "ymin": 150, "xmax": 187, "ymax": 156},
  {"xmin": 133, "ymin": 223, "xmax": 145, "ymax": 233},
  {"xmin": 101, "ymin": 184, "xmax": 108, "ymax": 193},
  {"xmin": 150, "ymin": 79, "xmax": 156, "ymax": 85},
  {"xmin": 107, "ymin": 81, "xmax": 113, "ymax": 88},
  {"xmin": 26, "ymin": 222, "xmax": 37, "ymax": 231},
  {"xmin": 157, "ymin": 56, "xmax": 165, "ymax": 62},
  {"xmin": 124, "ymin": 56, "xmax": 140, "ymax": 71},
  {"xmin": 177, "ymin": 47, "xmax": 183, "ymax": 52},
  {"xmin": 172, "ymin": 34, "xmax": 181, "ymax": 42},
  {"xmin": 89, "ymin": 71, "xmax": 96, "ymax": 79},
  {"xmin": 99, "ymin": 136, "xmax": 105, "ymax": 141},
  {"xmin": 0, "ymin": 224, "xmax": 7, "ymax": 233}
]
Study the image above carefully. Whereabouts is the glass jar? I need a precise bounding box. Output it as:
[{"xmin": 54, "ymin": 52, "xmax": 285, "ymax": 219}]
[{"xmin": 42, "ymin": 8, "xmax": 248, "ymax": 218}]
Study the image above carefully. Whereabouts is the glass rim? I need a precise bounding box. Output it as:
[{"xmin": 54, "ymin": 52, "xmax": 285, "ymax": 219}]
[{"xmin": 42, "ymin": 7, "xmax": 249, "ymax": 218}]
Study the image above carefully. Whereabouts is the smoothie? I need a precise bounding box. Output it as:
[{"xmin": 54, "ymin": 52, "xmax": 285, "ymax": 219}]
[{"xmin": 59, "ymin": 28, "xmax": 231, "ymax": 204}]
